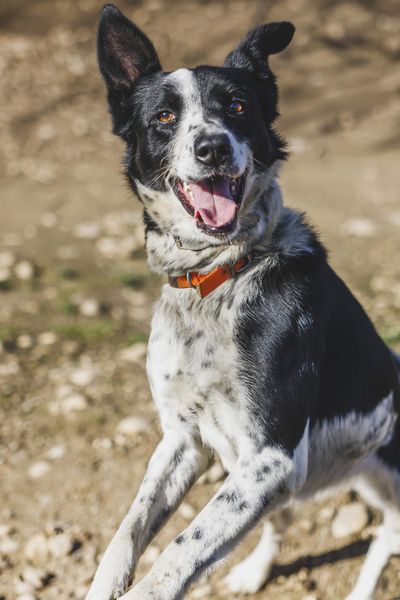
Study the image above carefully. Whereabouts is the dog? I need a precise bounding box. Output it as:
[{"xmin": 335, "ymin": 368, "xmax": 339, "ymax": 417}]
[{"xmin": 86, "ymin": 5, "xmax": 400, "ymax": 600}]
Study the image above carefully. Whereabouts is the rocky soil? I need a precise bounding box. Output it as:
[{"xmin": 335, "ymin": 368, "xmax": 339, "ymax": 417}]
[{"xmin": 1, "ymin": 1, "xmax": 400, "ymax": 599}]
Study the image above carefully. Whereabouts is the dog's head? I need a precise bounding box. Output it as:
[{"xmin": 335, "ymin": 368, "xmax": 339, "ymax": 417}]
[{"xmin": 97, "ymin": 4, "xmax": 294, "ymax": 246}]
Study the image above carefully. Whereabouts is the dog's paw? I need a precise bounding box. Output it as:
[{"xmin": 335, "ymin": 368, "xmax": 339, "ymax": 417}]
[{"xmin": 224, "ymin": 561, "xmax": 269, "ymax": 595}]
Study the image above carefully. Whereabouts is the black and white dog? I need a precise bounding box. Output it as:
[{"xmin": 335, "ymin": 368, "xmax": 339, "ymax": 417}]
[{"xmin": 87, "ymin": 5, "xmax": 400, "ymax": 600}]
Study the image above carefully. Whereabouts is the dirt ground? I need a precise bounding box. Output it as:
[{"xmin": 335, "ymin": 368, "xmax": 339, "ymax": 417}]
[{"xmin": 1, "ymin": 1, "xmax": 400, "ymax": 599}]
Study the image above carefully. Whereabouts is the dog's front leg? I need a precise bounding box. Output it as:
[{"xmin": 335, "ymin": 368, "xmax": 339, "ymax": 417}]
[
  {"xmin": 120, "ymin": 446, "xmax": 295, "ymax": 600},
  {"xmin": 86, "ymin": 434, "xmax": 206, "ymax": 600}
]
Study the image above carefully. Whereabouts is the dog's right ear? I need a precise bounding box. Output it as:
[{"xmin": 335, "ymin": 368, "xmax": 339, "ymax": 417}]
[{"xmin": 97, "ymin": 4, "xmax": 161, "ymax": 105}]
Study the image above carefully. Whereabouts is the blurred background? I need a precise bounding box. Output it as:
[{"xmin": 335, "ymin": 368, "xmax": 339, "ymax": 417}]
[{"xmin": 1, "ymin": 1, "xmax": 399, "ymax": 599}]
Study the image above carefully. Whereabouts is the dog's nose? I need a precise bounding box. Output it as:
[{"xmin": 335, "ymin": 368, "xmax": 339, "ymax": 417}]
[{"xmin": 194, "ymin": 133, "xmax": 231, "ymax": 167}]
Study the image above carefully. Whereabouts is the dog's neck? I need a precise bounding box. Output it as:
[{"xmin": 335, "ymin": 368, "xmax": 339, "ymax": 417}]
[{"xmin": 145, "ymin": 175, "xmax": 285, "ymax": 276}]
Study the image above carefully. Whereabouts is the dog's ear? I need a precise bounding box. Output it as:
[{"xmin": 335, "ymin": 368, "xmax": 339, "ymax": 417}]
[
  {"xmin": 224, "ymin": 22, "xmax": 295, "ymax": 75},
  {"xmin": 97, "ymin": 4, "xmax": 161, "ymax": 101}
]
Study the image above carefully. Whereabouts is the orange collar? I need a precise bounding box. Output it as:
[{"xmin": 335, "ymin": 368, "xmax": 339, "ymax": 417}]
[{"xmin": 168, "ymin": 255, "xmax": 251, "ymax": 299}]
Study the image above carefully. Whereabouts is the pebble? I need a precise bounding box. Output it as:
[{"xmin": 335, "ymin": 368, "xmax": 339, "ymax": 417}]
[
  {"xmin": 49, "ymin": 393, "xmax": 88, "ymax": 416},
  {"xmin": 40, "ymin": 212, "xmax": 58, "ymax": 228},
  {"xmin": 0, "ymin": 361, "xmax": 20, "ymax": 376},
  {"xmin": 198, "ymin": 462, "xmax": 225, "ymax": 485},
  {"xmin": 48, "ymin": 532, "xmax": 74, "ymax": 558},
  {"xmin": 55, "ymin": 383, "xmax": 74, "ymax": 398},
  {"xmin": 118, "ymin": 343, "xmax": 147, "ymax": 363},
  {"xmin": 17, "ymin": 334, "xmax": 34, "ymax": 349},
  {"xmin": 317, "ymin": 505, "xmax": 335, "ymax": 524},
  {"xmin": 96, "ymin": 237, "xmax": 120, "ymax": 259},
  {"xmin": 0, "ymin": 536, "xmax": 19, "ymax": 554},
  {"xmin": 28, "ymin": 461, "xmax": 52, "ymax": 479},
  {"xmin": 0, "ymin": 250, "xmax": 16, "ymax": 267},
  {"xmin": 69, "ymin": 367, "xmax": 95, "ymax": 387},
  {"xmin": 46, "ymin": 445, "xmax": 65, "ymax": 460},
  {"xmin": 331, "ymin": 502, "xmax": 369, "ymax": 538},
  {"xmin": 116, "ymin": 416, "xmax": 151, "ymax": 436},
  {"xmin": 92, "ymin": 437, "xmax": 113, "ymax": 450},
  {"xmin": 73, "ymin": 222, "xmax": 101, "ymax": 240},
  {"xmin": 19, "ymin": 566, "xmax": 49, "ymax": 590},
  {"xmin": 298, "ymin": 518, "xmax": 315, "ymax": 534},
  {"xmin": 24, "ymin": 532, "xmax": 49, "ymax": 564},
  {"xmin": 0, "ymin": 524, "xmax": 12, "ymax": 537},
  {"xmin": 15, "ymin": 261, "xmax": 35, "ymax": 280},
  {"xmin": 79, "ymin": 298, "xmax": 100, "ymax": 317},
  {"xmin": 179, "ymin": 503, "xmax": 196, "ymax": 520},
  {"xmin": 37, "ymin": 331, "xmax": 58, "ymax": 346},
  {"xmin": 16, "ymin": 594, "xmax": 37, "ymax": 600},
  {"xmin": 341, "ymin": 217, "xmax": 377, "ymax": 237},
  {"xmin": 142, "ymin": 545, "xmax": 160, "ymax": 565}
]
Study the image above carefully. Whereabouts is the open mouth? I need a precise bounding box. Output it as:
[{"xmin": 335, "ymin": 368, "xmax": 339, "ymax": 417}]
[{"xmin": 173, "ymin": 174, "xmax": 246, "ymax": 236}]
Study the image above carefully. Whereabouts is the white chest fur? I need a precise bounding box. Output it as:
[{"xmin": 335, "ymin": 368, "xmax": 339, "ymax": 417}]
[{"xmin": 146, "ymin": 284, "xmax": 252, "ymax": 471}]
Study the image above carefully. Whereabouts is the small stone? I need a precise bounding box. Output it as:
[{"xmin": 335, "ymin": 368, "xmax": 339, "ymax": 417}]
[
  {"xmin": 15, "ymin": 261, "xmax": 35, "ymax": 280},
  {"xmin": 46, "ymin": 445, "xmax": 65, "ymax": 460},
  {"xmin": 179, "ymin": 503, "xmax": 196, "ymax": 520},
  {"xmin": 0, "ymin": 536, "xmax": 19, "ymax": 554},
  {"xmin": 116, "ymin": 416, "xmax": 151, "ymax": 436},
  {"xmin": 316, "ymin": 505, "xmax": 335, "ymax": 524},
  {"xmin": 40, "ymin": 212, "xmax": 58, "ymax": 228},
  {"xmin": 17, "ymin": 334, "xmax": 34, "ymax": 349},
  {"xmin": 48, "ymin": 532, "xmax": 74, "ymax": 558},
  {"xmin": 20, "ymin": 566, "xmax": 49, "ymax": 590},
  {"xmin": 55, "ymin": 384, "xmax": 74, "ymax": 398},
  {"xmin": 73, "ymin": 222, "xmax": 101, "ymax": 240},
  {"xmin": 79, "ymin": 298, "xmax": 100, "ymax": 317},
  {"xmin": 16, "ymin": 594, "xmax": 37, "ymax": 600},
  {"xmin": 341, "ymin": 217, "xmax": 377, "ymax": 237},
  {"xmin": 331, "ymin": 502, "xmax": 369, "ymax": 539},
  {"xmin": 118, "ymin": 343, "xmax": 147, "ymax": 363},
  {"xmin": 92, "ymin": 438, "xmax": 113, "ymax": 450},
  {"xmin": 198, "ymin": 462, "xmax": 225, "ymax": 485},
  {"xmin": 37, "ymin": 331, "xmax": 58, "ymax": 346},
  {"xmin": 142, "ymin": 545, "xmax": 160, "ymax": 564},
  {"xmin": 69, "ymin": 367, "xmax": 95, "ymax": 387},
  {"xmin": 0, "ymin": 250, "xmax": 16, "ymax": 268},
  {"xmin": 28, "ymin": 461, "xmax": 51, "ymax": 479},
  {"xmin": 60, "ymin": 393, "xmax": 88, "ymax": 415},
  {"xmin": 96, "ymin": 237, "xmax": 119, "ymax": 259},
  {"xmin": 0, "ymin": 361, "xmax": 20, "ymax": 376},
  {"xmin": 36, "ymin": 123, "xmax": 56, "ymax": 141},
  {"xmin": 0, "ymin": 524, "xmax": 12, "ymax": 537},
  {"xmin": 298, "ymin": 518, "xmax": 315, "ymax": 534},
  {"xmin": 24, "ymin": 533, "xmax": 49, "ymax": 564}
]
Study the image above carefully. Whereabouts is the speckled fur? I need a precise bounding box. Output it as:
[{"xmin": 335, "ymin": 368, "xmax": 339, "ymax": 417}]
[{"xmin": 88, "ymin": 7, "xmax": 400, "ymax": 600}]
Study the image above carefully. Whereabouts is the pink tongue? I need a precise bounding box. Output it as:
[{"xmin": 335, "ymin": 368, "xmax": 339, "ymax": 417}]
[{"xmin": 188, "ymin": 178, "xmax": 237, "ymax": 228}]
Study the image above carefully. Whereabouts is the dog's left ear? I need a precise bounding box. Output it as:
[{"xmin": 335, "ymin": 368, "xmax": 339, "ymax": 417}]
[
  {"xmin": 97, "ymin": 4, "xmax": 161, "ymax": 105},
  {"xmin": 224, "ymin": 22, "xmax": 295, "ymax": 75}
]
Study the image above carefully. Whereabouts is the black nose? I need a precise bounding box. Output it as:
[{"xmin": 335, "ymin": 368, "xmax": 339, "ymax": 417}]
[{"xmin": 194, "ymin": 133, "xmax": 231, "ymax": 167}]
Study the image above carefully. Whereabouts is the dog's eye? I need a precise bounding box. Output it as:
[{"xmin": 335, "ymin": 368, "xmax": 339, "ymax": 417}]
[
  {"xmin": 228, "ymin": 100, "xmax": 245, "ymax": 115},
  {"xmin": 157, "ymin": 110, "xmax": 176, "ymax": 124}
]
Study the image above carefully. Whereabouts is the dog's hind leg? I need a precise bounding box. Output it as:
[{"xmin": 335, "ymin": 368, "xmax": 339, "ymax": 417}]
[
  {"xmin": 224, "ymin": 508, "xmax": 293, "ymax": 594},
  {"xmin": 345, "ymin": 445, "xmax": 400, "ymax": 600}
]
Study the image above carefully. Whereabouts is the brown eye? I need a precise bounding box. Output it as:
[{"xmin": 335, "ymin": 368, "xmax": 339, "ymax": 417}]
[
  {"xmin": 157, "ymin": 110, "xmax": 176, "ymax": 123},
  {"xmin": 228, "ymin": 100, "xmax": 245, "ymax": 114}
]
